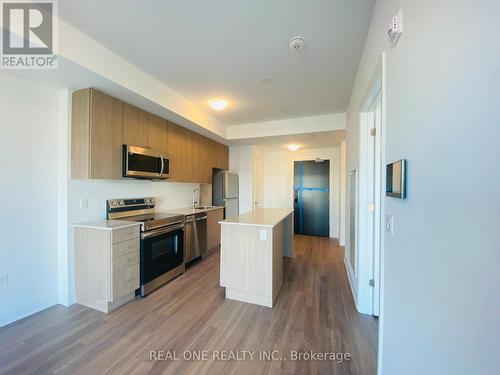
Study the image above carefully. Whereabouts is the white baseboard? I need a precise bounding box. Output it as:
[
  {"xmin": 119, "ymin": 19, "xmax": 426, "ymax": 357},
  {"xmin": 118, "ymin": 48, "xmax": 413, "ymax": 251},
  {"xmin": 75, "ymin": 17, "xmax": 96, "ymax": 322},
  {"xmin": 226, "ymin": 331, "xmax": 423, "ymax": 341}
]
[{"xmin": 343, "ymin": 257, "xmax": 358, "ymax": 310}]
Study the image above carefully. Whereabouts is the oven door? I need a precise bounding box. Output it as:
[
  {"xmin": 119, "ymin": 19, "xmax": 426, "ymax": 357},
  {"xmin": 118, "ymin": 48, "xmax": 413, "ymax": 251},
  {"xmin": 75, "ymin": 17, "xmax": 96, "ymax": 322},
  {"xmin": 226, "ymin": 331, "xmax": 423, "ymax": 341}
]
[
  {"xmin": 123, "ymin": 144, "xmax": 170, "ymax": 179},
  {"xmin": 140, "ymin": 224, "xmax": 184, "ymax": 293}
]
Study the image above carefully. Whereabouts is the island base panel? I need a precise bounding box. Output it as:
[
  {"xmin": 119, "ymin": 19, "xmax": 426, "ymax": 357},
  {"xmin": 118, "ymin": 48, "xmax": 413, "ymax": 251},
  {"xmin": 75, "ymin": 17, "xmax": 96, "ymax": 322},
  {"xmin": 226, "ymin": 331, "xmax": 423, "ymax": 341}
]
[{"xmin": 225, "ymin": 288, "xmax": 273, "ymax": 308}]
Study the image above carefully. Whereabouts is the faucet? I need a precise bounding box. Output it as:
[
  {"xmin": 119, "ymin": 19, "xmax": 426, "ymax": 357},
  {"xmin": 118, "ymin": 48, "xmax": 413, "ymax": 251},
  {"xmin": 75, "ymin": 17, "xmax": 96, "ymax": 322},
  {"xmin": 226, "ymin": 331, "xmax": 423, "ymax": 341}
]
[{"xmin": 192, "ymin": 188, "xmax": 199, "ymax": 208}]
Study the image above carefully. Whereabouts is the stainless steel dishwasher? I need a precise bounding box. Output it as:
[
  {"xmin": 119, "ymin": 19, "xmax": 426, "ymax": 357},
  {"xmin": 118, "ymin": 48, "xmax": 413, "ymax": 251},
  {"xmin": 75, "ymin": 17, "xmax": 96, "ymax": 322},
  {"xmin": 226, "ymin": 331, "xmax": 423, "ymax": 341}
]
[{"xmin": 184, "ymin": 212, "xmax": 207, "ymax": 263}]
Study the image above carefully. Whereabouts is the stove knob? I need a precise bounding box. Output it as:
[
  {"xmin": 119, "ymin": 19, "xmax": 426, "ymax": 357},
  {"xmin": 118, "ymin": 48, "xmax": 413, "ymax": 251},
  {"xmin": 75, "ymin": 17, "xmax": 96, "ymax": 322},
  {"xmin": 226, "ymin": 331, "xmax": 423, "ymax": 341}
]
[
  {"xmin": 112, "ymin": 201, "xmax": 117, "ymax": 206},
  {"xmin": 119, "ymin": 201, "xmax": 124, "ymax": 206},
  {"xmin": 151, "ymin": 198, "xmax": 155, "ymax": 204}
]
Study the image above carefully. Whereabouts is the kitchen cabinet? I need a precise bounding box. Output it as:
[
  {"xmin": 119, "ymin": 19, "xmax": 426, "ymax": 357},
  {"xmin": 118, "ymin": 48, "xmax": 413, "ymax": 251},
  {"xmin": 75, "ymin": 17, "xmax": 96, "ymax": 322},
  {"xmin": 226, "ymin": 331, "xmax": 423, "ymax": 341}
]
[
  {"xmin": 167, "ymin": 123, "xmax": 191, "ymax": 182},
  {"xmin": 71, "ymin": 88, "xmax": 123, "ymax": 179},
  {"xmin": 123, "ymin": 103, "xmax": 149, "ymax": 147},
  {"xmin": 184, "ymin": 128, "xmax": 197, "ymax": 182},
  {"xmin": 213, "ymin": 142, "xmax": 229, "ymax": 170},
  {"xmin": 194, "ymin": 133, "xmax": 212, "ymax": 184},
  {"xmin": 220, "ymin": 209, "xmax": 293, "ymax": 308},
  {"xmin": 147, "ymin": 114, "xmax": 169, "ymax": 154},
  {"xmin": 207, "ymin": 207, "xmax": 224, "ymax": 252},
  {"xmin": 74, "ymin": 222, "xmax": 141, "ymax": 313},
  {"xmin": 71, "ymin": 88, "xmax": 229, "ymax": 182}
]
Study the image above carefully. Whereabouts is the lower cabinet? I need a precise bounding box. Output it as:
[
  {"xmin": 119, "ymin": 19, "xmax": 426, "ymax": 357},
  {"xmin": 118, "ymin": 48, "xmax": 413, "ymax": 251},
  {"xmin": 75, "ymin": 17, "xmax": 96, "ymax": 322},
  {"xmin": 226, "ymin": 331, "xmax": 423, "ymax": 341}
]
[
  {"xmin": 207, "ymin": 208, "xmax": 224, "ymax": 253},
  {"xmin": 74, "ymin": 224, "xmax": 141, "ymax": 313}
]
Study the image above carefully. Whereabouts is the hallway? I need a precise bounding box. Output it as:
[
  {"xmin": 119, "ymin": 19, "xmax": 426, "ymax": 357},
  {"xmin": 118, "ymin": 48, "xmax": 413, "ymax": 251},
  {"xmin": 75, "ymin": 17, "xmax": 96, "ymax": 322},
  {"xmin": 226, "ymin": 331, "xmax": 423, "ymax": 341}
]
[{"xmin": 0, "ymin": 235, "xmax": 377, "ymax": 375}]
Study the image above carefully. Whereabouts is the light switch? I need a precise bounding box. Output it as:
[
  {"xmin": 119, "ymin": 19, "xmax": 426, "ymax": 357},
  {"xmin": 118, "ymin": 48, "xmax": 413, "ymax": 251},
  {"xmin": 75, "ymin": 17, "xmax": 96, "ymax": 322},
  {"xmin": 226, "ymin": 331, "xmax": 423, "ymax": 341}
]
[
  {"xmin": 385, "ymin": 214, "xmax": 394, "ymax": 235},
  {"xmin": 259, "ymin": 230, "xmax": 267, "ymax": 241},
  {"xmin": 79, "ymin": 198, "xmax": 88, "ymax": 209},
  {"xmin": 0, "ymin": 274, "xmax": 9, "ymax": 288}
]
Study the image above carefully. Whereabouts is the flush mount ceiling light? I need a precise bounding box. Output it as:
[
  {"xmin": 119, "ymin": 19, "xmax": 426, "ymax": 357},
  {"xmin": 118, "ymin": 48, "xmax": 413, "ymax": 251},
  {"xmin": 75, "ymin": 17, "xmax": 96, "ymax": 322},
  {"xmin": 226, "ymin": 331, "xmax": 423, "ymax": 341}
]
[
  {"xmin": 287, "ymin": 144, "xmax": 300, "ymax": 151},
  {"xmin": 289, "ymin": 36, "xmax": 305, "ymax": 51},
  {"xmin": 208, "ymin": 98, "xmax": 228, "ymax": 111}
]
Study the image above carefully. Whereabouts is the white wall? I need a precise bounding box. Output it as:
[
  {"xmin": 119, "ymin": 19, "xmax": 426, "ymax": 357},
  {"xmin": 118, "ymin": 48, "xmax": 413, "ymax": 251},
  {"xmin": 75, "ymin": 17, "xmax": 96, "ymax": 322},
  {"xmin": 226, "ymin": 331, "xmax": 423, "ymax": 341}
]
[
  {"xmin": 0, "ymin": 72, "xmax": 61, "ymax": 326},
  {"xmin": 0, "ymin": 72, "xmax": 210, "ymax": 317},
  {"xmin": 264, "ymin": 148, "xmax": 341, "ymax": 238},
  {"xmin": 346, "ymin": 1, "xmax": 500, "ymax": 374},
  {"xmin": 66, "ymin": 179, "xmax": 200, "ymax": 304}
]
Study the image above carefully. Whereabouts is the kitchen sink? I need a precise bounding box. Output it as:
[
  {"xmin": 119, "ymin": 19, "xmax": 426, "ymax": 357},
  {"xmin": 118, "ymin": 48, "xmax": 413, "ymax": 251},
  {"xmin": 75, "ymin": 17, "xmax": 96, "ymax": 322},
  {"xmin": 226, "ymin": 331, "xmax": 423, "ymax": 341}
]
[{"xmin": 194, "ymin": 206, "xmax": 216, "ymax": 210}]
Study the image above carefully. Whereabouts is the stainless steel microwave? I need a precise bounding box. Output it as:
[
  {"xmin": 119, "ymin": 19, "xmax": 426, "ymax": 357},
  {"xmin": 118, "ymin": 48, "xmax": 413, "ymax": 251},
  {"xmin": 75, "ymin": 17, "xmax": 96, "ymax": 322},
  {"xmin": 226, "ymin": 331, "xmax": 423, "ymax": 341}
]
[{"xmin": 122, "ymin": 145, "xmax": 170, "ymax": 179}]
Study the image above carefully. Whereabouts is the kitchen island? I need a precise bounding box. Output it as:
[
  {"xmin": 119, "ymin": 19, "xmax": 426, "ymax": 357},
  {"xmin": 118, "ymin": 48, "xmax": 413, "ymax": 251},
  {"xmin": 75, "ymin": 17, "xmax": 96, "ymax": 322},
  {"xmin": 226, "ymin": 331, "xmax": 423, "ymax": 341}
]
[{"xmin": 219, "ymin": 208, "xmax": 293, "ymax": 308}]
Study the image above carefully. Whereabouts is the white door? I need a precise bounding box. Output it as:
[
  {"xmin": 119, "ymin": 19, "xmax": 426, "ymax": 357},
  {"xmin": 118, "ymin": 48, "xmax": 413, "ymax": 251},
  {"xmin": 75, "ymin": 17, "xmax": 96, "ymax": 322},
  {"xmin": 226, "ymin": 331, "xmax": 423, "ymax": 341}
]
[
  {"xmin": 372, "ymin": 97, "xmax": 382, "ymax": 317},
  {"xmin": 253, "ymin": 155, "xmax": 264, "ymax": 208},
  {"xmin": 365, "ymin": 93, "xmax": 382, "ymax": 317},
  {"xmin": 357, "ymin": 91, "xmax": 383, "ymax": 317}
]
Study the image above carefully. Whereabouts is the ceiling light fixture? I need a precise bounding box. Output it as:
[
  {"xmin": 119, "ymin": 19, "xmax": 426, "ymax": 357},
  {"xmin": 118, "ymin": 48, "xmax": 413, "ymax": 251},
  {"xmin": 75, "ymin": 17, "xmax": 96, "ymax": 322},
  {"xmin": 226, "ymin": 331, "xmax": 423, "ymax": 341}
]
[
  {"xmin": 287, "ymin": 144, "xmax": 300, "ymax": 151},
  {"xmin": 208, "ymin": 98, "xmax": 228, "ymax": 111}
]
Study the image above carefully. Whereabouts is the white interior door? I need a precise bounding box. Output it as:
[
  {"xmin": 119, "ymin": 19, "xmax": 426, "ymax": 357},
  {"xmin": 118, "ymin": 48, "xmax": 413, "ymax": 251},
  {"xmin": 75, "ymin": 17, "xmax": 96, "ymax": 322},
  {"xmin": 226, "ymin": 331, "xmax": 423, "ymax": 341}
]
[
  {"xmin": 366, "ymin": 93, "xmax": 382, "ymax": 317},
  {"xmin": 253, "ymin": 155, "xmax": 264, "ymax": 208},
  {"xmin": 372, "ymin": 97, "xmax": 382, "ymax": 317},
  {"xmin": 356, "ymin": 90, "xmax": 383, "ymax": 317}
]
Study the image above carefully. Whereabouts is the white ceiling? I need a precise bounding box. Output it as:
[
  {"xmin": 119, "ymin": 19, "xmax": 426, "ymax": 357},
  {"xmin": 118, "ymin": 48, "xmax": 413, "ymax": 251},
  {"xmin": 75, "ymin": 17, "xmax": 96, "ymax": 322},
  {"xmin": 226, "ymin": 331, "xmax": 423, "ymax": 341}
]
[
  {"xmin": 59, "ymin": 0, "xmax": 375, "ymax": 126},
  {"xmin": 229, "ymin": 130, "xmax": 345, "ymax": 151}
]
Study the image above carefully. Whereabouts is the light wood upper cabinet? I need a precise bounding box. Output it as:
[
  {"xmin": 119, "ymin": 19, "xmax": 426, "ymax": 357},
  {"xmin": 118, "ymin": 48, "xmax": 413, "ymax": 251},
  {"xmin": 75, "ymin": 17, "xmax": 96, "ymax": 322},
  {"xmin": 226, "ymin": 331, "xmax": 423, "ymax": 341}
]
[
  {"xmin": 71, "ymin": 88, "xmax": 229, "ymax": 182},
  {"xmin": 147, "ymin": 114, "xmax": 169, "ymax": 154},
  {"xmin": 167, "ymin": 123, "xmax": 190, "ymax": 182},
  {"xmin": 199, "ymin": 137, "xmax": 214, "ymax": 183},
  {"xmin": 214, "ymin": 142, "xmax": 229, "ymax": 170},
  {"xmin": 123, "ymin": 104, "xmax": 149, "ymax": 147},
  {"xmin": 190, "ymin": 134, "xmax": 202, "ymax": 183},
  {"xmin": 71, "ymin": 88, "xmax": 123, "ymax": 180},
  {"xmin": 183, "ymin": 128, "xmax": 196, "ymax": 182},
  {"xmin": 222, "ymin": 145, "xmax": 229, "ymax": 169}
]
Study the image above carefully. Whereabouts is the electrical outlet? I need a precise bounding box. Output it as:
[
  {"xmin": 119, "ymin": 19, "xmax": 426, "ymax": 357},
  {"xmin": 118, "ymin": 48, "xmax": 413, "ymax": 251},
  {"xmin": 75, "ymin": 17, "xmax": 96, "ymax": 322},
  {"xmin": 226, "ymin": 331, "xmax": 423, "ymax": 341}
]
[
  {"xmin": 385, "ymin": 214, "xmax": 394, "ymax": 235},
  {"xmin": 259, "ymin": 230, "xmax": 267, "ymax": 241},
  {"xmin": 0, "ymin": 274, "xmax": 9, "ymax": 288}
]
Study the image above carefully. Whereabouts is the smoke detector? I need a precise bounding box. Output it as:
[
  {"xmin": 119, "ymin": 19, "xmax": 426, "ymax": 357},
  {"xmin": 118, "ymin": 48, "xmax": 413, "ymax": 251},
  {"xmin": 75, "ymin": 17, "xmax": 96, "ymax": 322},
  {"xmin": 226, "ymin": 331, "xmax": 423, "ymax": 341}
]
[{"xmin": 289, "ymin": 37, "xmax": 305, "ymax": 51}]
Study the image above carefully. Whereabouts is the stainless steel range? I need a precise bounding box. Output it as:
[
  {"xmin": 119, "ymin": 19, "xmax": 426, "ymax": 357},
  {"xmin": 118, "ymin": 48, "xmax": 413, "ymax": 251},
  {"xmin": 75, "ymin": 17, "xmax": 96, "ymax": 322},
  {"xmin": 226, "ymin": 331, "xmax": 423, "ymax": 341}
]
[{"xmin": 107, "ymin": 197, "xmax": 184, "ymax": 296}]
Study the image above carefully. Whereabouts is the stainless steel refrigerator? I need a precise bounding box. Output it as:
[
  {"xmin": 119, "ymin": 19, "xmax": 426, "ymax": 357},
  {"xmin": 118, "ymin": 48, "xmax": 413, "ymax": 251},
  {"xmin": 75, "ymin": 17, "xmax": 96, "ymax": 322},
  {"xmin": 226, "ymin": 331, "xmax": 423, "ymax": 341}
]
[{"xmin": 212, "ymin": 169, "xmax": 239, "ymax": 218}]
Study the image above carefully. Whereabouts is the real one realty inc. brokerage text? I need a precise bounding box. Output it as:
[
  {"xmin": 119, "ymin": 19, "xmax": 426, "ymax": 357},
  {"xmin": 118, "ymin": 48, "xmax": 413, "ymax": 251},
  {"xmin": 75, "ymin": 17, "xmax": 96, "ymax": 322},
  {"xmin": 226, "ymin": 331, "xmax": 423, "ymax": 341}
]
[{"xmin": 150, "ymin": 350, "xmax": 352, "ymax": 363}]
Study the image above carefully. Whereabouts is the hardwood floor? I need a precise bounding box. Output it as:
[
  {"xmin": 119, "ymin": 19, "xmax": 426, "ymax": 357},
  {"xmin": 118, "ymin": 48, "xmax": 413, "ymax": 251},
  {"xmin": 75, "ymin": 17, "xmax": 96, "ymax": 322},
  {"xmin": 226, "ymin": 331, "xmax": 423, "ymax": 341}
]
[{"xmin": 0, "ymin": 235, "xmax": 377, "ymax": 375}]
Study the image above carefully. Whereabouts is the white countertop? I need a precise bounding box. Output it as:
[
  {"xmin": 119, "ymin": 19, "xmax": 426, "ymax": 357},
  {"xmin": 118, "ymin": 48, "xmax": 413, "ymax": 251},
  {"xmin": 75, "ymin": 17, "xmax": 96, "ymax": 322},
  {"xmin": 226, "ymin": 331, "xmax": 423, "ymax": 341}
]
[
  {"xmin": 72, "ymin": 220, "xmax": 141, "ymax": 230},
  {"xmin": 165, "ymin": 206, "xmax": 224, "ymax": 216},
  {"xmin": 220, "ymin": 208, "xmax": 294, "ymax": 227}
]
